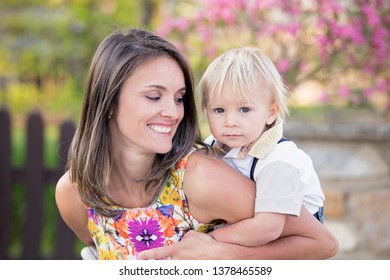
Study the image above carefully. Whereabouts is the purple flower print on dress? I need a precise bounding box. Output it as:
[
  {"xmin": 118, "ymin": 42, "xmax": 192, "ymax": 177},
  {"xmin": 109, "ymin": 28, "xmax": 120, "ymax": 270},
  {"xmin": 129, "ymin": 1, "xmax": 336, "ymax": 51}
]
[
  {"xmin": 157, "ymin": 205, "xmax": 174, "ymax": 218},
  {"xmin": 128, "ymin": 218, "xmax": 164, "ymax": 252},
  {"xmin": 87, "ymin": 208, "xmax": 99, "ymax": 225}
]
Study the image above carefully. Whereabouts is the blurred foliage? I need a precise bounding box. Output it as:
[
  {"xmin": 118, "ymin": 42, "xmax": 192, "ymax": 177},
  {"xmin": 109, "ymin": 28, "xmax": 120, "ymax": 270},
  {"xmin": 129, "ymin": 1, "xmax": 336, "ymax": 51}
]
[
  {"xmin": 0, "ymin": 0, "xmax": 159, "ymax": 123},
  {"xmin": 1, "ymin": 0, "xmax": 160, "ymax": 259}
]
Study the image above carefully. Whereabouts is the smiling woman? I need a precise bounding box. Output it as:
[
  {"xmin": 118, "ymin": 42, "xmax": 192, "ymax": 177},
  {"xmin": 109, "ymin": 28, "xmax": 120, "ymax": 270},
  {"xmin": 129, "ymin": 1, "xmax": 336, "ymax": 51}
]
[
  {"xmin": 112, "ymin": 56, "xmax": 185, "ymax": 156},
  {"xmin": 55, "ymin": 28, "xmax": 207, "ymax": 259},
  {"xmin": 55, "ymin": 27, "xmax": 338, "ymax": 260}
]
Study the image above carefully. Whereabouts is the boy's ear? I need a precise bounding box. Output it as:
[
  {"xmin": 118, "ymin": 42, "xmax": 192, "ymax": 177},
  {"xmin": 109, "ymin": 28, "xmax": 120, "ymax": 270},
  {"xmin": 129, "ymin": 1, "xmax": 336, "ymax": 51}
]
[{"xmin": 266, "ymin": 102, "xmax": 279, "ymax": 125}]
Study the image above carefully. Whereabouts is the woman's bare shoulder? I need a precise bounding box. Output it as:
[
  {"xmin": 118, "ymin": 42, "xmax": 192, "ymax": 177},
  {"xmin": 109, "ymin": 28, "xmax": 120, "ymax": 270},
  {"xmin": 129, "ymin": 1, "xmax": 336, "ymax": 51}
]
[
  {"xmin": 56, "ymin": 171, "xmax": 77, "ymax": 199},
  {"xmin": 55, "ymin": 170, "xmax": 93, "ymax": 245},
  {"xmin": 184, "ymin": 149, "xmax": 255, "ymax": 223},
  {"xmin": 56, "ymin": 170, "xmax": 71, "ymax": 188},
  {"xmin": 55, "ymin": 171, "xmax": 81, "ymax": 208},
  {"xmin": 186, "ymin": 149, "xmax": 252, "ymax": 184}
]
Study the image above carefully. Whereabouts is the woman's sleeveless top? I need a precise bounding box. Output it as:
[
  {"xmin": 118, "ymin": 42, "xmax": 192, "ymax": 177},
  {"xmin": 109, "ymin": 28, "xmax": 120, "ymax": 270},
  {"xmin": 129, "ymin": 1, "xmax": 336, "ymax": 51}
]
[{"xmin": 86, "ymin": 152, "xmax": 217, "ymax": 260}]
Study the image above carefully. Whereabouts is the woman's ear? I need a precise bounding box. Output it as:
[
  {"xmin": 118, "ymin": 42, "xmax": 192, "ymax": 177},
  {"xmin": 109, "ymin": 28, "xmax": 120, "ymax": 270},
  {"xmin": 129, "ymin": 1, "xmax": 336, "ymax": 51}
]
[{"xmin": 266, "ymin": 102, "xmax": 279, "ymax": 125}]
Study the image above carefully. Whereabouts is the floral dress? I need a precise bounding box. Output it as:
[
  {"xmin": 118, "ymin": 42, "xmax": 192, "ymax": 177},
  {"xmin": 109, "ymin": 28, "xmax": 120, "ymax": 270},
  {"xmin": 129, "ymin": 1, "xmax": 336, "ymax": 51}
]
[{"xmin": 86, "ymin": 152, "xmax": 218, "ymax": 260}]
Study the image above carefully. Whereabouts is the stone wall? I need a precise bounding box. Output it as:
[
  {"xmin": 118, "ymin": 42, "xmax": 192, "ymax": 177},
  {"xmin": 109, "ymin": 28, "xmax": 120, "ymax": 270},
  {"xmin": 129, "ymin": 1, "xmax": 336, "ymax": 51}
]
[{"xmin": 284, "ymin": 120, "xmax": 390, "ymax": 259}]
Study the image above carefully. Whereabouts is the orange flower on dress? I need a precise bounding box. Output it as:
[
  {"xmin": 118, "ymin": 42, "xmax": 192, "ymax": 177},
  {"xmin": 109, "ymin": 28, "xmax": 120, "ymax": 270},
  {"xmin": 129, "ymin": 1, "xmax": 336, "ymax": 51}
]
[
  {"xmin": 143, "ymin": 208, "xmax": 157, "ymax": 218},
  {"xmin": 164, "ymin": 239, "xmax": 175, "ymax": 246},
  {"xmin": 111, "ymin": 212, "xmax": 130, "ymax": 239},
  {"xmin": 157, "ymin": 207, "xmax": 181, "ymax": 238},
  {"xmin": 175, "ymin": 158, "xmax": 187, "ymax": 169},
  {"xmin": 127, "ymin": 209, "xmax": 143, "ymax": 220},
  {"xmin": 109, "ymin": 235, "xmax": 131, "ymax": 259}
]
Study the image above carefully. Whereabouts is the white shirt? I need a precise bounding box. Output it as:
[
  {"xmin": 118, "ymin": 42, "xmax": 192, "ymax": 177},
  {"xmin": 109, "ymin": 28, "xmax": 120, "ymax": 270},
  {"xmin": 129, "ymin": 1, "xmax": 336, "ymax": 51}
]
[{"xmin": 204, "ymin": 120, "xmax": 324, "ymax": 216}]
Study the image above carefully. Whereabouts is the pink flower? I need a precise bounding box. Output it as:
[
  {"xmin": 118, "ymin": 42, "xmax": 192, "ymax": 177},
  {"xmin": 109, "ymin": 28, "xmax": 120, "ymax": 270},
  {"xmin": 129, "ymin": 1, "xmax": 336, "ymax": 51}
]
[
  {"xmin": 341, "ymin": 23, "xmax": 364, "ymax": 44},
  {"xmin": 299, "ymin": 62, "xmax": 309, "ymax": 74},
  {"xmin": 339, "ymin": 86, "xmax": 350, "ymax": 98},
  {"xmin": 363, "ymin": 64, "xmax": 374, "ymax": 75},
  {"xmin": 320, "ymin": 92, "xmax": 330, "ymax": 103},
  {"xmin": 376, "ymin": 79, "xmax": 389, "ymax": 92},
  {"xmin": 277, "ymin": 59, "xmax": 291, "ymax": 73},
  {"xmin": 316, "ymin": 35, "xmax": 330, "ymax": 48},
  {"xmin": 362, "ymin": 4, "xmax": 380, "ymax": 27},
  {"xmin": 363, "ymin": 88, "xmax": 374, "ymax": 98},
  {"xmin": 221, "ymin": 8, "xmax": 235, "ymax": 25},
  {"xmin": 176, "ymin": 18, "xmax": 189, "ymax": 31},
  {"xmin": 197, "ymin": 25, "xmax": 212, "ymax": 42},
  {"xmin": 285, "ymin": 21, "xmax": 300, "ymax": 37},
  {"xmin": 155, "ymin": 0, "xmax": 390, "ymax": 111},
  {"xmin": 205, "ymin": 46, "xmax": 217, "ymax": 59}
]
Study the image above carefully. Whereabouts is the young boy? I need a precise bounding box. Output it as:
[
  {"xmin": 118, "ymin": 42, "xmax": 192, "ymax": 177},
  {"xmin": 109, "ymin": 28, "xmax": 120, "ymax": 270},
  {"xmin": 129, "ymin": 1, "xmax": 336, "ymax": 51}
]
[{"xmin": 200, "ymin": 47, "xmax": 325, "ymax": 246}]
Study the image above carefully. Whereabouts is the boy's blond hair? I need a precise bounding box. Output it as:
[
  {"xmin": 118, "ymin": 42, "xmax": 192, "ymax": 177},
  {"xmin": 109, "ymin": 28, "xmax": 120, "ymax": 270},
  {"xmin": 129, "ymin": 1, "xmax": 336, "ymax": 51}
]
[{"xmin": 200, "ymin": 47, "xmax": 289, "ymax": 120}]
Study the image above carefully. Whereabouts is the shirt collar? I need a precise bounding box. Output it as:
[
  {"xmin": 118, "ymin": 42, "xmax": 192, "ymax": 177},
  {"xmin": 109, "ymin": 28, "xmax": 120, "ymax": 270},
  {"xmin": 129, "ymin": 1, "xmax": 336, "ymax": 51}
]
[
  {"xmin": 248, "ymin": 118, "xmax": 284, "ymax": 159},
  {"xmin": 210, "ymin": 118, "xmax": 284, "ymax": 160}
]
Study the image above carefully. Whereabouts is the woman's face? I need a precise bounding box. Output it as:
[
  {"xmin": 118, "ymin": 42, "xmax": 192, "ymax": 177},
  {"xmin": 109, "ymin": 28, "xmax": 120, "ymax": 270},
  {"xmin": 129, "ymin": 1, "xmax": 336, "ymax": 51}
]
[{"xmin": 110, "ymin": 56, "xmax": 185, "ymax": 155}]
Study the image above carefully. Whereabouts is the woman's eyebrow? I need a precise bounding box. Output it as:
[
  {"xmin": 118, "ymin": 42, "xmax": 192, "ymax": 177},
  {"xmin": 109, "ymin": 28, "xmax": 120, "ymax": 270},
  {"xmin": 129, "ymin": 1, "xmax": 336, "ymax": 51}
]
[{"xmin": 145, "ymin": 85, "xmax": 186, "ymax": 92}]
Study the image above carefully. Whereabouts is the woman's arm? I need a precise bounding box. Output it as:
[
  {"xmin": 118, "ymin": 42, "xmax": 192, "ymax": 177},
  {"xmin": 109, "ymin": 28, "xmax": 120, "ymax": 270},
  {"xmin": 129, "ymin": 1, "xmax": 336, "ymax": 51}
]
[
  {"xmin": 139, "ymin": 151, "xmax": 338, "ymax": 259},
  {"xmin": 55, "ymin": 171, "xmax": 94, "ymax": 246},
  {"xmin": 139, "ymin": 208, "xmax": 338, "ymax": 260},
  {"xmin": 183, "ymin": 151, "xmax": 256, "ymax": 224},
  {"xmin": 214, "ymin": 208, "xmax": 339, "ymax": 259}
]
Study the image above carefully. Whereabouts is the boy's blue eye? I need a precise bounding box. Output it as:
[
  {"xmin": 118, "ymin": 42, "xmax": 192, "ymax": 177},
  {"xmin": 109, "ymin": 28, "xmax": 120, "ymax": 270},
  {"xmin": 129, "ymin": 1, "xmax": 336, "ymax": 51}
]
[
  {"xmin": 239, "ymin": 107, "xmax": 250, "ymax": 113},
  {"xmin": 214, "ymin": 108, "xmax": 224, "ymax": 113}
]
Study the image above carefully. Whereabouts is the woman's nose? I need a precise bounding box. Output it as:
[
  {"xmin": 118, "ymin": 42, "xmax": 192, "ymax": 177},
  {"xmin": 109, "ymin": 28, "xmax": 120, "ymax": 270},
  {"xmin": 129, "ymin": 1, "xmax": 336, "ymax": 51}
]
[{"xmin": 161, "ymin": 100, "xmax": 181, "ymax": 119}]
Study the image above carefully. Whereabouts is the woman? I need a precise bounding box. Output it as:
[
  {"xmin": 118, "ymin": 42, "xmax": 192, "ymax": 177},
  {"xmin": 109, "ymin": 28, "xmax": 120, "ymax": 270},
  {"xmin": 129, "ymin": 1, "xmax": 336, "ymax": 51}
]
[{"xmin": 55, "ymin": 27, "xmax": 338, "ymax": 260}]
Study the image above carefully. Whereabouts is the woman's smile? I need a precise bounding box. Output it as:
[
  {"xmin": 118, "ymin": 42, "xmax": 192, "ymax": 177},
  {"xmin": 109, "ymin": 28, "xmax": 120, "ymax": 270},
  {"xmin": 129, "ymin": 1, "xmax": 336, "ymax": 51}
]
[{"xmin": 147, "ymin": 124, "xmax": 173, "ymax": 134}]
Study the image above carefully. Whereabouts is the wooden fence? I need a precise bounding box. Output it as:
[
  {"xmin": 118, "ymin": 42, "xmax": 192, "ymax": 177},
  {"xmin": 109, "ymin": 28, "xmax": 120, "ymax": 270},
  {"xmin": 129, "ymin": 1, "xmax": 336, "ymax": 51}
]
[{"xmin": 0, "ymin": 107, "xmax": 79, "ymax": 259}]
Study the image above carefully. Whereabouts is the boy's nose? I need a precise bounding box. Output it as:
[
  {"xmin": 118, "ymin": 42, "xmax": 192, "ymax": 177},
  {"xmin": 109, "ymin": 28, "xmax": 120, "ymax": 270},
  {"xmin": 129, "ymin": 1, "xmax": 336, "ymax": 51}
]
[{"xmin": 224, "ymin": 114, "xmax": 238, "ymax": 127}]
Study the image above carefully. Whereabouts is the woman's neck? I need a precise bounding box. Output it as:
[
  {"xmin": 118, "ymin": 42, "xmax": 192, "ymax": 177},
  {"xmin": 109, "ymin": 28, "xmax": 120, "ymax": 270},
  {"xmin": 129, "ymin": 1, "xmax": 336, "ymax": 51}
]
[{"xmin": 108, "ymin": 149, "xmax": 156, "ymax": 208}]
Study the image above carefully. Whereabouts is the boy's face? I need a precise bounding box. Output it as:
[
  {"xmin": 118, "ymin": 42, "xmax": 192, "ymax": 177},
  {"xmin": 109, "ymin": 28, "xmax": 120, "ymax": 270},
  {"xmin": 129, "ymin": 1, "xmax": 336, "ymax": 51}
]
[{"xmin": 206, "ymin": 85, "xmax": 278, "ymax": 149}]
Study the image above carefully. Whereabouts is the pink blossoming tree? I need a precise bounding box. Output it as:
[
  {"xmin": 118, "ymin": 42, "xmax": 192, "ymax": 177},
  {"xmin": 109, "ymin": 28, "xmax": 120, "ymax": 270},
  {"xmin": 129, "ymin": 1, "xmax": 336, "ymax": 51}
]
[{"xmin": 155, "ymin": 0, "xmax": 390, "ymax": 113}]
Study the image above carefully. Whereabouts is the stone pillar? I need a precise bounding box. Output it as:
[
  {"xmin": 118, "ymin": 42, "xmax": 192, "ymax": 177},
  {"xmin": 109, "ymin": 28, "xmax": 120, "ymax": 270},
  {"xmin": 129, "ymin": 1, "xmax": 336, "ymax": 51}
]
[{"xmin": 285, "ymin": 120, "xmax": 390, "ymax": 259}]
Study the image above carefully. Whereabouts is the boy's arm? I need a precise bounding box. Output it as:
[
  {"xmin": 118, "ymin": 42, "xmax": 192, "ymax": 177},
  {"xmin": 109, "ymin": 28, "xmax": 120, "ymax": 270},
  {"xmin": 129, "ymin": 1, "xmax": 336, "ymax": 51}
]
[
  {"xmin": 209, "ymin": 212, "xmax": 287, "ymax": 246},
  {"xmin": 138, "ymin": 207, "xmax": 339, "ymax": 260}
]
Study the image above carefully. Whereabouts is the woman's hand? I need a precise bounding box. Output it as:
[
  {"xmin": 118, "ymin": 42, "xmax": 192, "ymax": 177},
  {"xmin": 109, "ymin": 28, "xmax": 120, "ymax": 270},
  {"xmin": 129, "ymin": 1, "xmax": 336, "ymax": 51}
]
[{"xmin": 138, "ymin": 230, "xmax": 220, "ymax": 260}]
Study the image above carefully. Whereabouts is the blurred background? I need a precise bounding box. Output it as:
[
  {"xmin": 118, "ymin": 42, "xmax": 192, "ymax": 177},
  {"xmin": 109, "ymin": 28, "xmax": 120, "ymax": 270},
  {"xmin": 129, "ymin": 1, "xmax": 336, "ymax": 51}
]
[{"xmin": 0, "ymin": 0, "xmax": 389, "ymax": 259}]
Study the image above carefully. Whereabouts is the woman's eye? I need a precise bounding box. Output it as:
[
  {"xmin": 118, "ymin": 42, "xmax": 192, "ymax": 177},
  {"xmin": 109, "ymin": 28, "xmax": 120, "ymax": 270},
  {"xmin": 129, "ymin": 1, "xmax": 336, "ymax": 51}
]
[
  {"xmin": 213, "ymin": 108, "xmax": 224, "ymax": 113},
  {"xmin": 175, "ymin": 97, "xmax": 184, "ymax": 104},
  {"xmin": 239, "ymin": 107, "xmax": 250, "ymax": 113},
  {"xmin": 146, "ymin": 96, "xmax": 160, "ymax": 101}
]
